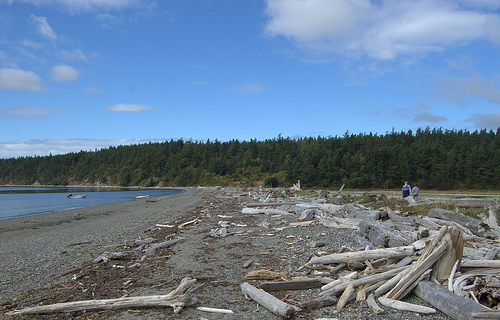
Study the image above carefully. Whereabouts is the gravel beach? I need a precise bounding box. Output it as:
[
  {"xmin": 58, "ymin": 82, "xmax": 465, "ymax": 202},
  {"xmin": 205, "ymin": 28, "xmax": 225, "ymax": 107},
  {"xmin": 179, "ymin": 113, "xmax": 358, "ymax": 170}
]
[
  {"xmin": 0, "ymin": 187, "xmax": 454, "ymax": 319},
  {"xmin": 0, "ymin": 188, "xmax": 205, "ymax": 305}
]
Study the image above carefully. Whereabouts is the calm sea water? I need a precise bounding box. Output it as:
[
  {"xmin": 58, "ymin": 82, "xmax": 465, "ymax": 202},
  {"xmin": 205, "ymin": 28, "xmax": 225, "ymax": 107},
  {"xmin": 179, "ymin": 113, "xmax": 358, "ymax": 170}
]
[{"xmin": 0, "ymin": 186, "xmax": 184, "ymax": 220}]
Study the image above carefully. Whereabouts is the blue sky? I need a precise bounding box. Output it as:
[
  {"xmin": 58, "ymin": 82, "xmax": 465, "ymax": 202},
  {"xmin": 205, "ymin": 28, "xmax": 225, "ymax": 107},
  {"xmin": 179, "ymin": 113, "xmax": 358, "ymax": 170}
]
[{"xmin": 1, "ymin": 0, "xmax": 500, "ymax": 158}]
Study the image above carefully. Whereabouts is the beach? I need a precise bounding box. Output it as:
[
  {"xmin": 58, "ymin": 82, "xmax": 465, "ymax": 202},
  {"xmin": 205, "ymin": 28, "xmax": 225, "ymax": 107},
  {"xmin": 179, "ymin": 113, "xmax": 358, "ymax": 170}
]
[
  {"xmin": 0, "ymin": 188, "xmax": 205, "ymax": 305},
  {"xmin": 0, "ymin": 187, "xmax": 452, "ymax": 319}
]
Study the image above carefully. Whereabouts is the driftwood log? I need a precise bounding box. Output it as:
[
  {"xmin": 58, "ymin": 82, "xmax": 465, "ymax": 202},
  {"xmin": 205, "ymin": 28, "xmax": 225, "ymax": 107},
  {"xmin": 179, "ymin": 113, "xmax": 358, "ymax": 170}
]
[
  {"xmin": 308, "ymin": 246, "xmax": 414, "ymax": 265},
  {"xmin": 415, "ymin": 280, "xmax": 491, "ymax": 320},
  {"xmin": 6, "ymin": 277, "xmax": 197, "ymax": 315},
  {"xmin": 259, "ymin": 278, "xmax": 322, "ymax": 291},
  {"xmin": 241, "ymin": 282, "xmax": 299, "ymax": 318}
]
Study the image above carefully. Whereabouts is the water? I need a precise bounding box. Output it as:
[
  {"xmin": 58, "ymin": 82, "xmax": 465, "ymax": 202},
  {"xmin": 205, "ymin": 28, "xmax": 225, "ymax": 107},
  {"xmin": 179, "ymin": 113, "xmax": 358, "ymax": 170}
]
[{"xmin": 0, "ymin": 186, "xmax": 184, "ymax": 220}]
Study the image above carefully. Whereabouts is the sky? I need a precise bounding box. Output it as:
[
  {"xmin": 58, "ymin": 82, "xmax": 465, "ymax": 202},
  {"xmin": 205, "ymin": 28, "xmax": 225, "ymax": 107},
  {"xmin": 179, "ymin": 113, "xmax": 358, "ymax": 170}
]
[{"xmin": 1, "ymin": 0, "xmax": 500, "ymax": 159}]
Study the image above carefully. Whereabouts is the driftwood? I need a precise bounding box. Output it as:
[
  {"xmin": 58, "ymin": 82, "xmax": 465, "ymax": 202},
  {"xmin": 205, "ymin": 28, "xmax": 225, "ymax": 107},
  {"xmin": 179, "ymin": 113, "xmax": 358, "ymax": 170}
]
[
  {"xmin": 366, "ymin": 293, "xmax": 384, "ymax": 314},
  {"xmin": 430, "ymin": 226, "xmax": 463, "ymax": 283},
  {"xmin": 259, "ymin": 278, "xmax": 322, "ymax": 291},
  {"xmin": 428, "ymin": 208, "xmax": 486, "ymax": 236},
  {"xmin": 336, "ymin": 283, "xmax": 354, "ymax": 312},
  {"xmin": 244, "ymin": 270, "xmax": 288, "ymax": 280},
  {"xmin": 322, "ymin": 266, "xmax": 409, "ymax": 296},
  {"xmin": 378, "ymin": 297, "xmax": 436, "ymax": 314},
  {"xmin": 143, "ymin": 238, "xmax": 186, "ymax": 254},
  {"xmin": 241, "ymin": 282, "xmax": 299, "ymax": 318},
  {"xmin": 6, "ymin": 277, "xmax": 197, "ymax": 315},
  {"xmin": 460, "ymin": 260, "xmax": 500, "ymax": 269},
  {"xmin": 415, "ymin": 280, "xmax": 491, "ymax": 320},
  {"xmin": 308, "ymin": 246, "xmax": 414, "ymax": 265}
]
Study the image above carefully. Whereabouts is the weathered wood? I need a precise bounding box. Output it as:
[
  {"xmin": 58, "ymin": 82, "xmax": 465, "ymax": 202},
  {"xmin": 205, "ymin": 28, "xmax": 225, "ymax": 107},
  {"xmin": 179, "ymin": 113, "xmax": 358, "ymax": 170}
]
[
  {"xmin": 428, "ymin": 208, "xmax": 485, "ymax": 236},
  {"xmin": 366, "ymin": 293, "xmax": 384, "ymax": 314},
  {"xmin": 244, "ymin": 270, "xmax": 288, "ymax": 280},
  {"xmin": 430, "ymin": 226, "xmax": 463, "ymax": 283},
  {"xmin": 415, "ymin": 280, "xmax": 490, "ymax": 320},
  {"xmin": 373, "ymin": 266, "xmax": 409, "ymax": 297},
  {"xmin": 197, "ymin": 307, "xmax": 234, "ymax": 314},
  {"xmin": 347, "ymin": 260, "xmax": 365, "ymax": 271},
  {"xmin": 378, "ymin": 297, "xmax": 436, "ymax": 314},
  {"xmin": 337, "ymin": 283, "xmax": 354, "ymax": 312},
  {"xmin": 321, "ymin": 271, "xmax": 358, "ymax": 292},
  {"xmin": 321, "ymin": 266, "xmax": 409, "ymax": 297},
  {"xmin": 240, "ymin": 282, "xmax": 299, "ymax": 318},
  {"xmin": 143, "ymin": 238, "xmax": 187, "ymax": 254},
  {"xmin": 308, "ymin": 246, "xmax": 415, "ymax": 265},
  {"xmin": 482, "ymin": 247, "xmax": 499, "ymax": 260},
  {"xmin": 6, "ymin": 277, "xmax": 197, "ymax": 315},
  {"xmin": 385, "ymin": 240, "xmax": 447, "ymax": 300},
  {"xmin": 460, "ymin": 260, "xmax": 500, "ymax": 269},
  {"xmin": 259, "ymin": 278, "xmax": 322, "ymax": 291},
  {"xmin": 471, "ymin": 311, "xmax": 500, "ymax": 319}
]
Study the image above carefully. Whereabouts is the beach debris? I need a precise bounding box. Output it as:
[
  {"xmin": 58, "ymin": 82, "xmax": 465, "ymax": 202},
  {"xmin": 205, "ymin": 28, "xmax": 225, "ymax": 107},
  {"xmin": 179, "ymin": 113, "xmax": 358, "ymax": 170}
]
[
  {"xmin": 6, "ymin": 277, "xmax": 198, "ymax": 315},
  {"xmin": 143, "ymin": 238, "xmax": 187, "ymax": 254},
  {"xmin": 197, "ymin": 306, "xmax": 234, "ymax": 314},
  {"xmin": 244, "ymin": 270, "xmax": 288, "ymax": 280},
  {"xmin": 241, "ymin": 282, "xmax": 300, "ymax": 318}
]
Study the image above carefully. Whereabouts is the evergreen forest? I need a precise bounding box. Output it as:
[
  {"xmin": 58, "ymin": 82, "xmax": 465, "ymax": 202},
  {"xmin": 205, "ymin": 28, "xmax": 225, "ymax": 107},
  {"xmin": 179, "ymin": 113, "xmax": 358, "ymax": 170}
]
[{"xmin": 1, "ymin": 128, "xmax": 499, "ymax": 190}]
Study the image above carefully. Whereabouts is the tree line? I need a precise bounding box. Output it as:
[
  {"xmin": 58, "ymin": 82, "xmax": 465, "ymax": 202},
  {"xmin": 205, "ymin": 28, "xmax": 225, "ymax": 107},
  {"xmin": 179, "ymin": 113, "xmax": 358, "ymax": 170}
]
[{"xmin": 1, "ymin": 127, "xmax": 499, "ymax": 190}]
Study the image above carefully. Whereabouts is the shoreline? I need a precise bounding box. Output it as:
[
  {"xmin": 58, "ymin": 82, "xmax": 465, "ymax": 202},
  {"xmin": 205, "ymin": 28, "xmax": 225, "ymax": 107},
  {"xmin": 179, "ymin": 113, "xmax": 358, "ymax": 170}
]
[{"xmin": 0, "ymin": 187, "xmax": 208, "ymax": 304}]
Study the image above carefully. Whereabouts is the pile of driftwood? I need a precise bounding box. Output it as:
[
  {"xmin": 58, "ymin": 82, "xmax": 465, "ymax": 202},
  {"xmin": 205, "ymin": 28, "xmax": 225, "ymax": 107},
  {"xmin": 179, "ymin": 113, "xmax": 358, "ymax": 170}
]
[
  {"xmin": 6, "ymin": 187, "xmax": 500, "ymax": 319},
  {"xmin": 235, "ymin": 188, "xmax": 500, "ymax": 319}
]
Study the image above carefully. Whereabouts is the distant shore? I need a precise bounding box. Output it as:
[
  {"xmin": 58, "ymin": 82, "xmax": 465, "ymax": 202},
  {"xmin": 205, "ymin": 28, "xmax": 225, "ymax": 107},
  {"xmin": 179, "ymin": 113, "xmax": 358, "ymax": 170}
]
[{"xmin": 0, "ymin": 187, "xmax": 208, "ymax": 304}]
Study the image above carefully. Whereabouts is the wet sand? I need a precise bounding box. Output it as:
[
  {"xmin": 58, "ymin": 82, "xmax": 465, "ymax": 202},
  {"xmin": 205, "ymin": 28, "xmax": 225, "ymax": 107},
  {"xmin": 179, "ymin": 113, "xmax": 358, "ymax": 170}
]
[{"xmin": 0, "ymin": 187, "xmax": 208, "ymax": 304}]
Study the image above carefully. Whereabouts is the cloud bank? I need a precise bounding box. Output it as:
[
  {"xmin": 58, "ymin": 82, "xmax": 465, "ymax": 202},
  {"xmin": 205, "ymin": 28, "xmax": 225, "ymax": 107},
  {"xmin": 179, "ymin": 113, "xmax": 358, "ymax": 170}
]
[
  {"xmin": 264, "ymin": 0, "xmax": 500, "ymax": 60},
  {"xmin": 0, "ymin": 138, "xmax": 164, "ymax": 159},
  {"xmin": 0, "ymin": 68, "xmax": 44, "ymax": 91}
]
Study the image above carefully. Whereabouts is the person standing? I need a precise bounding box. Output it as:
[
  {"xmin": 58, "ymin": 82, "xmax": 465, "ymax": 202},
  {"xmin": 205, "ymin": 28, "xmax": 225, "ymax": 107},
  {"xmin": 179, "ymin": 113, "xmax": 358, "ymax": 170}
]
[
  {"xmin": 402, "ymin": 181, "xmax": 411, "ymax": 198},
  {"xmin": 412, "ymin": 184, "xmax": 420, "ymax": 199}
]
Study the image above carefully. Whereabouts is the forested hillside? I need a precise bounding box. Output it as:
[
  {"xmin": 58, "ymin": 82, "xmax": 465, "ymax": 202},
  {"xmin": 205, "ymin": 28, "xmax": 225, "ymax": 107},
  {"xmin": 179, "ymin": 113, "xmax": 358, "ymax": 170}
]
[{"xmin": 1, "ymin": 128, "xmax": 499, "ymax": 190}]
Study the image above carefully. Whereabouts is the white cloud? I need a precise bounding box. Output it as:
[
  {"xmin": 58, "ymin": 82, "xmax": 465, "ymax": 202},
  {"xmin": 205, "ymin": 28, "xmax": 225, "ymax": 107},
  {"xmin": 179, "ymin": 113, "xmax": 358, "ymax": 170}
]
[
  {"xmin": 0, "ymin": 68, "xmax": 44, "ymax": 91},
  {"xmin": 0, "ymin": 138, "xmax": 164, "ymax": 159},
  {"xmin": 60, "ymin": 49, "xmax": 87, "ymax": 61},
  {"xmin": 105, "ymin": 104, "xmax": 154, "ymax": 112},
  {"xmin": 30, "ymin": 15, "xmax": 57, "ymax": 40},
  {"xmin": 18, "ymin": 39, "xmax": 45, "ymax": 49},
  {"xmin": 1, "ymin": 106, "xmax": 66, "ymax": 119},
  {"xmin": 9, "ymin": 0, "xmax": 155, "ymax": 14},
  {"xmin": 50, "ymin": 65, "xmax": 80, "ymax": 83},
  {"xmin": 264, "ymin": 0, "xmax": 500, "ymax": 60}
]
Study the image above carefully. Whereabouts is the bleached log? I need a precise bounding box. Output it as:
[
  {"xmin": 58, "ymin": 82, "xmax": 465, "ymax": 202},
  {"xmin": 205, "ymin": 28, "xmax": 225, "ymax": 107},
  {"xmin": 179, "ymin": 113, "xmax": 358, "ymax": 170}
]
[
  {"xmin": 415, "ymin": 280, "xmax": 490, "ymax": 320},
  {"xmin": 321, "ymin": 266, "xmax": 410, "ymax": 297},
  {"xmin": 143, "ymin": 238, "xmax": 187, "ymax": 254},
  {"xmin": 378, "ymin": 297, "xmax": 436, "ymax": 314},
  {"xmin": 460, "ymin": 260, "xmax": 500, "ymax": 269},
  {"xmin": 308, "ymin": 246, "xmax": 414, "ymax": 265},
  {"xmin": 385, "ymin": 240, "xmax": 447, "ymax": 300},
  {"xmin": 471, "ymin": 311, "xmax": 500, "ymax": 319},
  {"xmin": 240, "ymin": 282, "xmax": 299, "ymax": 318},
  {"xmin": 318, "ymin": 216, "xmax": 359, "ymax": 229},
  {"xmin": 431, "ymin": 226, "xmax": 463, "ymax": 283},
  {"xmin": 241, "ymin": 208, "xmax": 291, "ymax": 215},
  {"xmin": 479, "ymin": 207, "xmax": 500, "ymax": 239},
  {"xmin": 366, "ymin": 293, "xmax": 384, "ymax": 315},
  {"xmin": 6, "ymin": 277, "xmax": 197, "ymax": 315},
  {"xmin": 336, "ymin": 283, "xmax": 354, "ymax": 312},
  {"xmin": 197, "ymin": 307, "xmax": 234, "ymax": 314},
  {"xmin": 373, "ymin": 266, "xmax": 409, "ymax": 297},
  {"xmin": 259, "ymin": 278, "xmax": 322, "ymax": 291},
  {"xmin": 321, "ymin": 271, "xmax": 358, "ymax": 291},
  {"xmin": 428, "ymin": 208, "xmax": 485, "ymax": 236},
  {"xmin": 483, "ymin": 247, "xmax": 499, "ymax": 260}
]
